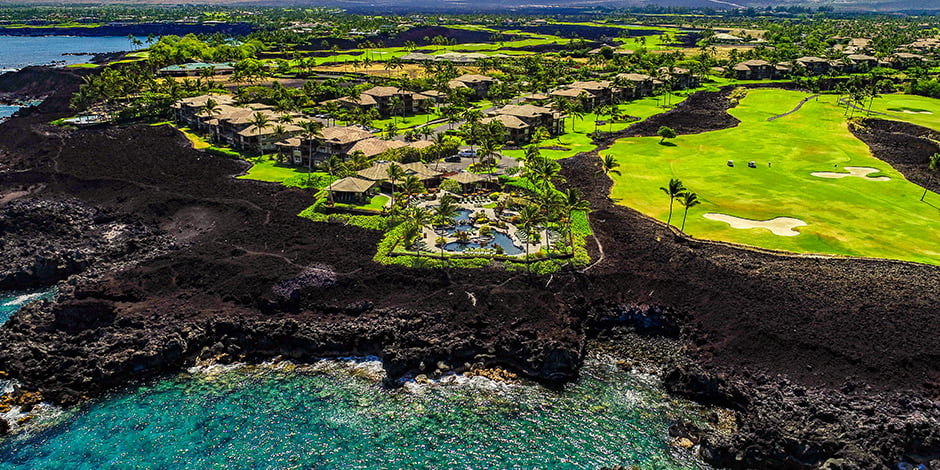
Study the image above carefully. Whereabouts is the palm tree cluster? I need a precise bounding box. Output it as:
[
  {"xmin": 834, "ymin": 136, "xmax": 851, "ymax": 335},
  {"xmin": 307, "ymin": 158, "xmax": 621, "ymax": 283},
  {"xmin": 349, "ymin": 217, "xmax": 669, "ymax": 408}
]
[{"xmin": 660, "ymin": 178, "xmax": 701, "ymax": 232}]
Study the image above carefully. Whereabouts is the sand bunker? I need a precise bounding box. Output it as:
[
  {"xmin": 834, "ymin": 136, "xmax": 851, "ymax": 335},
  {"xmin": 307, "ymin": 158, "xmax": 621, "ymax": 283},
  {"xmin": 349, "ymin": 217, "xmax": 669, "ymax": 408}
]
[
  {"xmin": 703, "ymin": 213, "xmax": 807, "ymax": 237},
  {"xmin": 889, "ymin": 108, "xmax": 933, "ymax": 114},
  {"xmin": 811, "ymin": 166, "xmax": 890, "ymax": 181}
]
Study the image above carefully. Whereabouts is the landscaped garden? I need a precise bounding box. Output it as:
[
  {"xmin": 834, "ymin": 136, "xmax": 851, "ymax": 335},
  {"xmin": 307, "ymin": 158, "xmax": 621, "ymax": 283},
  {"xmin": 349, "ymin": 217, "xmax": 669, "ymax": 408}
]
[{"xmin": 602, "ymin": 88, "xmax": 940, "ymax": 265}]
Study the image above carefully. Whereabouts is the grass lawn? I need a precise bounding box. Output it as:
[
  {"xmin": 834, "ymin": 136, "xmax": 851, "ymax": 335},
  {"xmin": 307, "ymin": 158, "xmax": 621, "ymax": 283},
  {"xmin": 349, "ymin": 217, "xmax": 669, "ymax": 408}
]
[
  {"xmin": 334, "ymin": 195, "xmax": 389, "ymax": 212},
  {"xmin": 372, "ymin": 111, "xmax": 442, "ymax": 130},
  {"xmin": 602, "ymin": 88, "xmax": 940, "ymax": 265},
  {"xmin": 501, "ymin": 95, "xmax": 688, "ymax": 161},
  {"xmin": 238, "ymin": 156, "xmax": 328, "ymax": 184},
  {"xmin": 863, "ymin": 93, "xmax": 940, "ymax": 132}
]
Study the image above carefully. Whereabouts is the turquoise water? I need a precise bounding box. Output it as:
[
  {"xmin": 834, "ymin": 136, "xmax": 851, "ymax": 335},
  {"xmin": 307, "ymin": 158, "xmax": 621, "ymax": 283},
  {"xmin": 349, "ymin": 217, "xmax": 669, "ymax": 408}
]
[
  {"xmin": 0, "ymin": 360, "xmax": 709, "ymax": 470},
  {"xmin": 0, "ymin": 35, "xmax": 139, "ymax": 71},
  {"xmin": 0, "ymin": 289, "xmax": 56, "ymax": 324},
  {"xmin": 0, "ymin": 291, "xmax": 710, "ymax": 469},
  {"xmin": 0, "ymin": 106, "xmax": 18, "ymax": 120}
]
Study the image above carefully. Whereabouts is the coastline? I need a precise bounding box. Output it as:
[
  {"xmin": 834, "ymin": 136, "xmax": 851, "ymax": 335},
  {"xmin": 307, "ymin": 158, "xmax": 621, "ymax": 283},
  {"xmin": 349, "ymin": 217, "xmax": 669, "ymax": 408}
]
[{"xmin": 0, "ymin": 65, "xmax": 938, "ymax": 468}]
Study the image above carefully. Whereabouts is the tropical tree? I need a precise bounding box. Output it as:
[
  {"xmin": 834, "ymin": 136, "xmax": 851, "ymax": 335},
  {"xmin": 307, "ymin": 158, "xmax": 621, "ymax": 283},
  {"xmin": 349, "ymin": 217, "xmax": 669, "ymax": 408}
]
[
  {"xmin": 250, "ymin": 112, "xmax": 271, "ymax": 154},
  {"xmin": 660, "ymin": 178, "xmax": 686, "ymax": 227},
  {"xmin": 298, "ymin": 120, "xmax": 324, "ymax": 186},
  {"xmin": 678, "ymin": 191, "xmax": 700, "ymax": 232},
  {"xmin": 560, "ymin": 188, "xmax": 590, "ymax": 255},
  {"xmin": 600, "ymin": 154, "xmax": 621, "ymax": 176},
  {"xmin": 657, "ymin": 126, "xmax": 677, "ymax": 144},
  {"xmin": 515, "ymin": 204, "xmax": 545, "ymax": 271},
  {"xmin": 433, "ymin": 194, "xmax": 459, "ymax": 261},
  {"xmin": 385, "ymin": 163, "xmax": 406, "ymax": 208},
  {"xmin": 921, "ymin": 153, "xmax": 940, "ymax": 202},
  {"xmin": 322, "ymin": 154, "xmax": 345, "ymax": 205}
]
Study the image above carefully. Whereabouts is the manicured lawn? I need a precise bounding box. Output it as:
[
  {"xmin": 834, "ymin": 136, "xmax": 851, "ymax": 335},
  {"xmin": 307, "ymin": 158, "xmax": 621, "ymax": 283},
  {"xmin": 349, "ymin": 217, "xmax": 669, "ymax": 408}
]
[
  {"xmin": 334, "ymin": 195, "xmax": 389, "ymax": 212},
  {"xmin": 864, "ymin": 94, "xmax": 940, "ymax": 132},
  {"xmin": 372, "ymin": 112, "xmax": 442, "ymax": 130},
  {"xmin": 178, "ymin": 127, "xmax": 210, "ymax": 149},
  {"xmin": 501, "ymin": 95, "xmax": 688, "ymax": 161},
  {"xmin": 238, "ymin": 156, "xmax": 322, "ymax": 182},
  {"xmin": 602, "ymin": 88, "xmax": 940, "ymax": 265}
]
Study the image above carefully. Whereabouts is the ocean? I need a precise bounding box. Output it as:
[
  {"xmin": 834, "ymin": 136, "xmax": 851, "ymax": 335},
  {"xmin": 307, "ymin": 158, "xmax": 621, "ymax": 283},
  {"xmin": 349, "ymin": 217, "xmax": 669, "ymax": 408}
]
[
  {"xmin": 0, "ymin": 35, "xmax": 139, "ymax": 72},
  {"xmin": 0, "ymin": 290, "xmax": 711, "ymax": 469}
]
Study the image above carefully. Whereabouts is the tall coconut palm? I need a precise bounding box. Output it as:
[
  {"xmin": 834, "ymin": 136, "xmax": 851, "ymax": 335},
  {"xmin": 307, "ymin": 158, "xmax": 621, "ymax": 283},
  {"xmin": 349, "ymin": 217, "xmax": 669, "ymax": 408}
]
[
  {"xmin": 400, "ymin": 174, "xmax": 424, "ymax": 203},
  {"xmin": 322, "ymin": 154, "xmax": 345, "ymax": 205},
  {"xmin": 385, "ymin": 163, "xmax": 406, "ymax": 208},
  {"xmin": 660, "ymin": 178, "xmax": 686, "ymax": 227},
  {"xmin": 515, "ymin": 204, "xmax": 545, "ymax": 271},
  {"xmin": 461, "ymin": 108, "xmax": 485, "ymax": 154},
  {"xmin": 561, "ymin": 188, "xmax": 591, "ymax": 254},
  {"xmin": 678, "ymin": 191, "xmax": 700, "ymax": 232},
  {"xmin": 921, "ymin": 153, "xmax": 940, "ymax": 202},
  {"xmin": 433, "ymin": 194, "xmax": 459, "ymax": 262},
  {"xmin": 250, "ymin": 112, "xmax": 271, "ymax": 154},
  {"xmin": 298, "ymin": 120, "xmax": 324, "ymax": 187}
]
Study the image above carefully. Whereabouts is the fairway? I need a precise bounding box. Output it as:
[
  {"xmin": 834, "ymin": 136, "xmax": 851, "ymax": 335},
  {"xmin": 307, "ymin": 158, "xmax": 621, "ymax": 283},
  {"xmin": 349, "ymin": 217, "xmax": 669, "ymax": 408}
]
[
  {"xmin": 864, "ymin": 94, "xmax": 940, "ymax": 132},
  {"xmin": 602, "ymin": 88, "xmax": 940, "ymax": 265}
]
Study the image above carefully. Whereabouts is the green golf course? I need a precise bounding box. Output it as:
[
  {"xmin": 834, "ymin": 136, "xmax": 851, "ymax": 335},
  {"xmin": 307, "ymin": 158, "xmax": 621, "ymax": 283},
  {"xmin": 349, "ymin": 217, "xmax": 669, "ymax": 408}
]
[{"xmin": 602, "ymin": 88, "xmax": 940, "ymax": 265}]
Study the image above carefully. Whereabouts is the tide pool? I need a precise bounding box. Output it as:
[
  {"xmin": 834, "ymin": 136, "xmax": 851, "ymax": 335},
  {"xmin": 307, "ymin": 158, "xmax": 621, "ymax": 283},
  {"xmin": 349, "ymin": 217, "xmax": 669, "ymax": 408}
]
[{"xmin": 0, "ymin": 289, "xmax": 56, "ymax": 325}]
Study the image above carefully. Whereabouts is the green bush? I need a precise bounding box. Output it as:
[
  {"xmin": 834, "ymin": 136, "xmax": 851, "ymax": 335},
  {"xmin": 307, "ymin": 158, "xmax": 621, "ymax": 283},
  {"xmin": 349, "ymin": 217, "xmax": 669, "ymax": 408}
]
[{"xmin": 206, "ymin": 146, "xmax": 241, "ymax": 158}]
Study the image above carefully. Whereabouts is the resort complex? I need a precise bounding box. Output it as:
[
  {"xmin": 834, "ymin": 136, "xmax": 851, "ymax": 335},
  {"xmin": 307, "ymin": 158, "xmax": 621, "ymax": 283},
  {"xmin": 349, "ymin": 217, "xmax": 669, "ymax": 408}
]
[{"xmin": 2, "ymin": 4, "xmax": 940, "ymax": 470}]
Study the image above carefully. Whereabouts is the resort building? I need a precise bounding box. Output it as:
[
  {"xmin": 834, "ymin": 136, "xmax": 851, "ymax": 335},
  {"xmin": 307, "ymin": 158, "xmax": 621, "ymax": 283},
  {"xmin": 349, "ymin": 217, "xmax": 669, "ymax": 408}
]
[
  {"xmin": 549, "ymin": 80, "xmax": 614, "ymax": 109},
  {"xmin": 357, "ymin": 161, "xmax": 443, "ymax": 190},
  {"xmin": 484, "ymin": 104, "xmax": 565, "ymax": 144},
  {"xmin": 447, "ymin": 74, "xmax": 498, "ymax": 99},
  {"xmin": 325, "ymin": 177, "xmax": 377, "ymax": 204},
  {"xmin": 331, "ymin": 87, "xmax": 433, "ymax": 117},
  {"xmin": 733, "ymin": 60, "xmax": 777, "ymax": 80},
  {"xmin": 615, "ymin": 73, "xmax": 655, "ymax": 99},
  {"xmin": 795, "ymin": 56, "xmax": 831, "ymax": 75}
]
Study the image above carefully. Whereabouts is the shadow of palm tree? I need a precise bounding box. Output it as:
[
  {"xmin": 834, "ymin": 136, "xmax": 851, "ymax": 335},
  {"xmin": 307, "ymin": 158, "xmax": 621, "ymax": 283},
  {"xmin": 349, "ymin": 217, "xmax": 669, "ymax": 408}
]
[{"xmin": 659, "ymin": 142, "xmax": 677, "ymax": 147}]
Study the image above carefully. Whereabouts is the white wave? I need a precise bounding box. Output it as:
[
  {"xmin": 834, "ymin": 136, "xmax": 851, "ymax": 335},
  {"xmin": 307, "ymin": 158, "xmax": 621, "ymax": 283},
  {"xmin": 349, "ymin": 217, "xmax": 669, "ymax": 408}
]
[{"xmin": 2, "ymin": 292, "xmax": 47, "ymax": 307}]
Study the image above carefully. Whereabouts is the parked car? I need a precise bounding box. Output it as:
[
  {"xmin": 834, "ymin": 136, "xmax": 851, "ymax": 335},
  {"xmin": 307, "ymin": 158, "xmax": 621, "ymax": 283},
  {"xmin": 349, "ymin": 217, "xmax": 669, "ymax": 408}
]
[
  {"xmin": 458, "ymin": 148, "xmax": 477, "ymax": 158},
  {"xmin": 445, "ymin": 155, "xmax": 462, "ymax": 162}
]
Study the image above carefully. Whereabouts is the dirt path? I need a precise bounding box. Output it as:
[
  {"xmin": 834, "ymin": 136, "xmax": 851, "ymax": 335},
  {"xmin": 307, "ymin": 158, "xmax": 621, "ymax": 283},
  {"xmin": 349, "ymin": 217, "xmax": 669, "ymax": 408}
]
[{"xmin": 766, "ymin": 94, "xmax": 819, "ymax": 121}]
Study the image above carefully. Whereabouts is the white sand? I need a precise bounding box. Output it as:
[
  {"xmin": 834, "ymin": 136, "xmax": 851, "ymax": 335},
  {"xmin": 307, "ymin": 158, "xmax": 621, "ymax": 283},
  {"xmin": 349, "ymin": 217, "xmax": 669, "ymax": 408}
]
[
  {"xmin": 895, "ymin": 110, "xmax": 933, "ymax": 114},
  {"xmin": 811, "ymin": 166, "xmax": 890, "ymax": 181},
  {"xmin": 703, "ymin": 213, "xmax": 807, "ymax": 237}
]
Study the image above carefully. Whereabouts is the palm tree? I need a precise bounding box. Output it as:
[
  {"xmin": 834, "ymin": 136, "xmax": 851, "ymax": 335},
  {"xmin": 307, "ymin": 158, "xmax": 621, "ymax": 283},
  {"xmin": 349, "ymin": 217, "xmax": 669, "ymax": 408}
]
[
  {"xmin": 298, "ymin": 120, "xmax": 324, "ymax": 186},
  {"xmin": 322, "ymin": 154, "xmax": 345, "ymax": 205},
  {"xmin": 400, "ymin": 174, "xmax": 424, "ymax": 202},
  {"xmin": 678, "ymin": 191, "xmax": 700, "ymax": 232},
  {"xmin": 921, "ymin": 153, "xmax": 940, "ymax": 202},
  {"xmin": 198, "ymin": 97, "xmax": 221, "ymax": 134},
  {"xmin": 433, "ymin": 194, "xmax": 459, "ymax": 261},
  {"xmin": 561, "ymin": 188, "xmax": 590, "ymax": 254},
  {"xmin": 461, "ymin": 108, "xmax": 485, "ymax": 154},
  {"xmin": 385, "ymin": 163, "xmax": 406, "ymax": 208},
  {"xmin": 660, "ymin": 178, "xmax": 686, "ymax": 227},
  {"xmin": 515, "ymin": 204, "xmax": 545, "ymax": 271},
  {"xmin": 600, "ymin": 154, "xmax": 621, "ymax": 177},
  {"xmin": 250, "ymin": 112, "xmax": 271, "ymax": 154}
]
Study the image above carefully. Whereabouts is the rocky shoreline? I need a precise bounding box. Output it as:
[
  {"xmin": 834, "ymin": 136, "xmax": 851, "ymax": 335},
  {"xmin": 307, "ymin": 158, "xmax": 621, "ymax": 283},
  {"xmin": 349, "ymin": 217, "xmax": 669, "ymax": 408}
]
[{"xmin": 0, "ymin": 67, "xmax": 939, "ymax": 468}]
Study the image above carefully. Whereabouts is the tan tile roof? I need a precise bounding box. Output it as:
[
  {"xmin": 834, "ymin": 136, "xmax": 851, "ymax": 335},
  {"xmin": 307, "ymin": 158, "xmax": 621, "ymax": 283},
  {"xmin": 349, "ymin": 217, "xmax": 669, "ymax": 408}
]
[
  {"xmin": 617, "ymin": 73, "xmax": 653, "ymax": 82},
  {"xmin": 357, "ymin": 161, "xmax": 440, "ymax": 181},
  {"xmin": 236, "ymin": 123, "xmax": 304, "ymax": 137},
  {"xmin": 483, "ymin": 115, "xmax": 529, "ymax": 129},
  {"xmin": 327, "ymin": 176, "xmax": 376, "ymax": 193},
  {"xmin": 447, "ymin": 172, "xmax": 488, "ymax": 185},
  {"xmin": 347, "ymin": 138, "xmax": 407, "ymax": 158},
  {"xmin": 452, "ymin": 74, "xmax": 496, "ymax": 84},
  {"xmin": 176, "ymin": 94, "xmax": 235, "ymax": 109},
  {"xmin": 569, "ymin": 80, "xmax": 611, "ymax": 91},
  {"xmin": 496, "ymin": 104, "xmax": 554, "ymax": 119},
  {"xmin": 550, "ymin": 88, "xmax": 594, "ymax": 98},
  {"xmin": 320, "ymin": 126, "xmax": 374, "ymax": 145},
  {"xmin": 362, "ymin": 86, "xmax": 406, "ymax": 97}
]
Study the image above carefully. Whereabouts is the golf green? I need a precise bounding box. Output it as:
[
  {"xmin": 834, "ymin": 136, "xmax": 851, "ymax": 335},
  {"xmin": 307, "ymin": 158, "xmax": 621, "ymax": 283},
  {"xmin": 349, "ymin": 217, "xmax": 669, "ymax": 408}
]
[{"xmin": 602, "ymin": 89, "xmax": 940, "ymax": 265}]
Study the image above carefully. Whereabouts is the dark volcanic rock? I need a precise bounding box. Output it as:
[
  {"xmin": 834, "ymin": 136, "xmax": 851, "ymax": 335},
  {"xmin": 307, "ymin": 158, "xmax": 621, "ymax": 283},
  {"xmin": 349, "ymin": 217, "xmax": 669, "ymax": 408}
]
[{"xmin": 0, "ymin": 197, "xmax": 167, "ymax": 290}]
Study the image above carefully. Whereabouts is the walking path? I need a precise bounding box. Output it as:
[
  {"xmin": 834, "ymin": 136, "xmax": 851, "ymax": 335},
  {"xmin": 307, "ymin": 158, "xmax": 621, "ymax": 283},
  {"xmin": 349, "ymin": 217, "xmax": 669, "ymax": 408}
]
[{"xmin": 766, "ymin": 94, "xmax": 820, "ymax": 121}]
